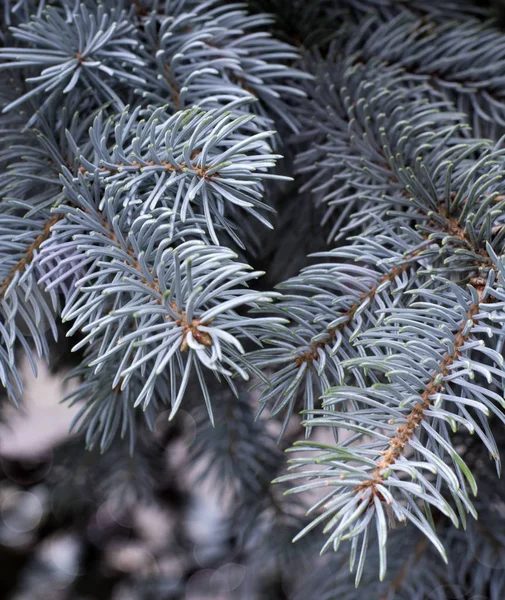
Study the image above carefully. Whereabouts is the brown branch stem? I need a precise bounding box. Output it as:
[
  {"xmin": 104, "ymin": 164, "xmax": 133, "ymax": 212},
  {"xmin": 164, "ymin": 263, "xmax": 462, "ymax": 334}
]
[
  {"xmin": 356, "ymin": 301, "xmax": 481, "ymax": 498},
  {"xmin": 98, "ymin": 213, "xmax": 212, "ymax": 351},
  {"xmin": 0, "ymin": 213, "xmax": 64, "ymax": 299},
  {"xmin": 294, "ymin": 186, "xmax": 498, "ymax": 367},
  {"xmin": 79, "ymin": 156, "xmax": 216, "ymax": 180},
  {"xmin": 294, "ymin": 248, "xmax": 423, "ymax": 366}
]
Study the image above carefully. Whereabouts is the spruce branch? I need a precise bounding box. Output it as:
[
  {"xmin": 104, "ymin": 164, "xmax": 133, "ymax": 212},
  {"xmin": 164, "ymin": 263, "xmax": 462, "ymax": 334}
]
[
  {"xmin": 292, "ymin": 422, "xmax": 505, "ymax": 598},
  {"xmin": 0, "ymin": 96, "xmax": 95, "ymax": 208},
  {"xmin": 252, "ymin": 47, "xmax": 505, "ymax": 579},
  {"xmin": 72, "ymin": 103, "xmax": 287, "ymax": 245},
  {"xmin": 270, "ymin": 161, "xmax": 505, "ymax": 579},
  {"xmin": 292, "ymin": 51, "xmax": 466, "ymax": 240},
  {"xmin": 0, "ymin": 3, "xmax": 145, "ymax": 119},
  {"xmin": 137, "ymin": 0, "xmax": 310, "ymax": 130},
  {"xmin": 252, "ymin": 48, "xmax": 505, "ymax": 425},
  {"xmin": 0, "ymin": 0, "xmax": 305, "ymax": 444},
  {"xmin": 349, "ymin": 13, "xmax": 505, "ymax": 137},
  {"xmin": 0, "ymin": 207, "xmax": 62, "ymax": 402},
  {"xmin": 39, "ymin": 177, "xmax": 281, "ymax": 422},
  {"xmin": 250, "ymin": 65, "xmax": 470, "ymax": 424},
  {"xmin": 250, "ymin": 240, "xmax": 427, "ymax": 434}
]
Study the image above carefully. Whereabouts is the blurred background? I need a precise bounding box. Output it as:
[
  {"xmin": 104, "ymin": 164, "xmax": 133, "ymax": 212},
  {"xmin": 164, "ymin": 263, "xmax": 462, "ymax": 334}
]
[{"xmin": 0, "ymin": 333, "xmax": 331, "ymax": 600}]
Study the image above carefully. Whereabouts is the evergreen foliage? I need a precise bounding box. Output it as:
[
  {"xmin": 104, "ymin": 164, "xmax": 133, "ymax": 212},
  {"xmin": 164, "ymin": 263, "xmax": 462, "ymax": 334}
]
[{"xmin": 3, "ymin": 0, "xmax": 505, "ymax": 598}]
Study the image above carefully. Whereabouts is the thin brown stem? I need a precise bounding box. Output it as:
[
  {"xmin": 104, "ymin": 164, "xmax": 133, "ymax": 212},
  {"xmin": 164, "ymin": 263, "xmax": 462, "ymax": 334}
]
[
  {"xmin": 432, "ymin": 201, "xmax": 492, "ymax": 267},
  {"xmin": 356, "ymin": 301, "xmax": 480, "ymax": 498},
  {"xmin": 294, "ymin": 184, "xmax": 498, "ymax": 368},
  {"xmin": 0, "ymin": 213, "xmax": 64, "ymax": 299},
  {"xmin": 98, "ymin": 214, "xmax": 212, "ymax": 351},
  {"xmin": 78, "ymin": 158, "xmax": 218, "ymax": 180},
  {"xmin": 294, "ymin": 248, "xmax": 423, "ymax": 366}
]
